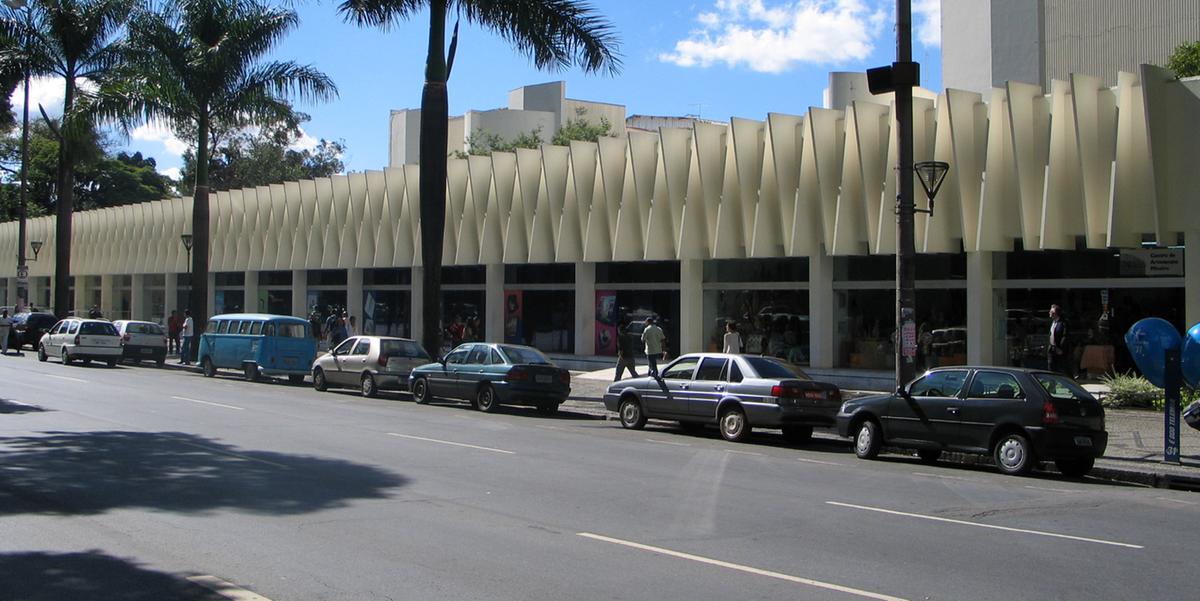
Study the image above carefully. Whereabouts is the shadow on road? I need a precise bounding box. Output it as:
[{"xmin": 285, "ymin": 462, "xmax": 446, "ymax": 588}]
[
  {"xmin": 0, "ymin": 398, "xmax": 48, "ymax": 414},
  {"xmin": 0, "ymin": 550, "xmax": 230, "ymax": 601},
  {"xmin": 0, "ymin": 431, "xmax": 409, "ymax": 516}
]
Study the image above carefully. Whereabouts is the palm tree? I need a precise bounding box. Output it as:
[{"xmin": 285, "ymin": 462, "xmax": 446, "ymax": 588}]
[
  {"xmin": 102, "ymin": 0, "xmax": 336, "ymax": 333},
  {"xmin": 339, "ymin": 0, "xmax": 620, "ymax": 357},
  {"xmin": 35, "ymin": 0, "xmax": 132, "ymax": 318}
]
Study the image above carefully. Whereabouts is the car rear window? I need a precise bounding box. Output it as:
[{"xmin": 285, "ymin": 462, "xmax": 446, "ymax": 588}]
[
  {"xmin": 127, "ymin": 323, "xmax": 164, "ymax": 335},
  {"xmin": 1033, "ymin": 373, "xmax": 1095, "ymax": 401},
  {"xmin": 744, "ymin": 357, "xmax": 805, "ymax": 380},
  {"xmin": 500, "ymin": 345, "xmax": 551, "ymax": 365},
  {"xmin": 80, "ymin": 322, "xmax": 117, "ymax": 336},
  {"xmin": 382, "ymin": 339, "xmax": 428, "ymax": 359}
]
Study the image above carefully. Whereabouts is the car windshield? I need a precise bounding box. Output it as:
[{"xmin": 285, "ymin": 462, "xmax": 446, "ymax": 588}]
[
  {"xmin": 382, "ymin": 339, "xmax": 428, "ymax": 359},
  {"xmin": 500, "ymin": 345, "xmax": 551, "ymax": 365},
  {"xmin": 127, "ymin": 323, "xmax": 163, "ymax": 335},
  {"xmin": 79, "ymin": 322, "xmax": 117, "ymax": 336},
  {"xmin": 744, "ymin": 356, "xmax": 807, "ymax": 380},
  {"xmin": 1034, "ymin": 373, "xmax": 1095, "ymax": 401},
  {"xmin": 275, "ymin": 323, "xmax": 308, "ymax": 338}
]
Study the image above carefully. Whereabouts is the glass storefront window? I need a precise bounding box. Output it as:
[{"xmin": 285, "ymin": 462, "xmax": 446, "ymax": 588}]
[
  {"xmin": 506, "ymin": 263, "xmax": 573, "ymax": 284},
  {"xmin": 594, "ymin": 290, "xmax": 680, "ymax": 356},
  {"xmin": 597, "ymin": 261, "xmax": 680, "ymax": 284},
  {"xmin": 503, "ymin": 290, "xmax": 573, "ymax": 353},
  {"xmin": 364, "ymin": 268, "xmax": 411, "ymax": 286},
  {"xmin": 834, "ymin": 254, "xmax": 967, "ymax": 281},
  {"xmin": 214, "ymin": 290, "xmax": 245, "ymax": 314},
  {"xmin": 364, "ymin": 290, "xmax": 410, "ymax": 338},
  {"xmin": 308, "ymin": 270, "xmax": 347, "ymax": 286},
  {"xmin": 442, "ymin": 290, "xmax": 485, "ymax": 352},
  {"xmin": 214, "ymin": 272, "xmax": 244, "ymax": 287},
  {"xmin": 703, "ymin": 289, "xmax": 810, "ymax": 364},
  {"xmin": 264, "ymin": 290, "xmax": 291, "ymax": 316},
  {"xmin": 259, "ymin": 271, "xmax": 292, "ymax": 286},
  {"xmin": 703, "ymin": 258, "xmax": 809, "ymax": 283},
  {"xmin": 835, "ymin": 289, "xmax": 967, "ymax": 370},
  {"xmin": 442, "ymin": 266, "xmax": 486, "ymax": 285}
]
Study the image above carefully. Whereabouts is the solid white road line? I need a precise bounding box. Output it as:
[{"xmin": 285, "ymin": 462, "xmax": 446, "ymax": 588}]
[
  {"xmin": 725, "ymin": 449, "xmax": 764, "ymax": 457},
  {"xmin": 44, "ymin": 373, "xmax": 88, "ymax": 383},
  {"xmin": 576, "ymin": 532, "xmax": 908, "ymax": 601},
  {"xmin": 826, "ymin": 501, "xmax": 1143, "ymax": 549},
  {"xmin": 796, "ymin": 457, "xmax": 841, "ymax": 466},
  {"xmin": 187, "ymin": 575, "xmax": 273, "ymax": 601},
  {"xmin": 644, "ymin": 438, "xmax": 691, "ymax": 446},
  {"xmin": 386, "ymin": 432, "xmax": 515, "ymax": 455},
  {"xmin": 1156, "ymin": 496, "xmax": 1198, "ymax": 506},
  {"xmin": 171, "ymin": 396, "xmax": 245, "ymax": 411}
]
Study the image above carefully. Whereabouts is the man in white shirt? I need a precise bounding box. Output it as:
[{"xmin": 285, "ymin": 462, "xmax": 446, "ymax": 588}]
[
  {"xmin": 180, "ymin": 310, "xmax": 195, "ymax": 365},
  {"xmin": 641, "ymin": 317, "xmax": 666, "ymax": 378},
  {"xmin": 0, "ymin": 309, "xmax": 12, "ymax": 356}
]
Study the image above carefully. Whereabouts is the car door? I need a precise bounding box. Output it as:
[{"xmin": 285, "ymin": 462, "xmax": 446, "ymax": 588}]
[
  {"xmin": 455, "ymin": 345, "xmax": 492, "ymax": 399},
  {"xmin": 433, "ymin": 347, "xmax": 470, "ymax": 397},
  {"xmin": 44, "ymin": 321, "xmax": 64, "ymax": 354},
  {"xmin": 346, "ymin": 338, "xmax": 372, "ymax": 380},
  {"xmin": 645, "ymin": 357, "xmax": 700, "ymax": 418},
  {"xmin": 958, "ymin": 370, "xmax": 1028, "ymax": 452},
  {"xmin": 886, "ymin": 369, "xmax": 970, "ymax": 446},
  {"xmin": 328, "ymin": 338, "xmax": 358, "ymax": 386},
  {"xmin": 686, "ymin": 357, "xmax": 729, "ymax": 419}
]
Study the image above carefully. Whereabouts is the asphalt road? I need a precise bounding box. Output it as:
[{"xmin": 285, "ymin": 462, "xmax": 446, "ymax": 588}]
[{"xmin": 1, "ymin": 352, "xmax": 1196, "ymax": 601}]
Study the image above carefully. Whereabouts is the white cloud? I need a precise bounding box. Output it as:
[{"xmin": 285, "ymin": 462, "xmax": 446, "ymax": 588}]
[
  {"xmin": 288, "ymin": 127, "xmax": 320, "ymax": 153},
  {"xmin": 660, "ymin": 0, "xmax": 889, "ymax": 73},
  {"xmin": 132, "ymin": 122, "xmax": 189, "ymax": 157},
  {"xmin": 160, "ymin": 166, "xmax": 181, "ymax": 181},
  {"xmin": 913, "ymin": 0, "xmax": 941, "ymax": 48},
  {"xmin": 9, "ymin": 76, "xmax": 98, "ymax": 118}
]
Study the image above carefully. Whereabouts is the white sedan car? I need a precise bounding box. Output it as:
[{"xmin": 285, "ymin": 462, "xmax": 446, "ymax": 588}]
[{"xmin": 39, "ymin": 318, "xmax": 123, "ymax": 367}]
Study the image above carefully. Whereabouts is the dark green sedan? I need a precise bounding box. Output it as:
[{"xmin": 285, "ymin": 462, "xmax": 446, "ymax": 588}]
[{"xmin": 408, "ymin": 343, "xmax": 571, "ymax": 414}]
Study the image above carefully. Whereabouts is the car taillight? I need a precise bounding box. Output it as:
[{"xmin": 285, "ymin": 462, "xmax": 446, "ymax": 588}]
[
  {"xmin": 771, "ymin": 384, "xmax": 803, "ymax": 398},
  {"xmin": 506, "ymin": 367, "xmax": 528, "ymax": 382},
  {"xmin": 122, "ymin": 334, "xmax": 131, "ymax": 343},
  {"xmin": 73, "ymin": 335, "xmax": 80, "ymax": 345},
  {"xmin": 378, "ymin": 354, "xmax": 388, "ymax": 367},
  {"xmin": 559, "ymin": 370, "xmax": 571, "ymax": 385},
  {"xmin": 1043, "ymin": 400, "xmax": 1060, "ymax": 425}
]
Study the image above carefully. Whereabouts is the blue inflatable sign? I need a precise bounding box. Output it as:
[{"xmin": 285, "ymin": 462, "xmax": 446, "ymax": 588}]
[
  {"xmin": 1125, "ymin": 318, "xmax": 1182, "ymax": 388},
  {"xmin": 1180, "ymin": 323, "xmax": 1200, "ymax": 389}
]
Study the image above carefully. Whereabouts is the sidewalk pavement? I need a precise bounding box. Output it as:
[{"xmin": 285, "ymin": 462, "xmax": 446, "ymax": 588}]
[{"xmin": 568, "ymin": 369, "xmax": 1200, "ymax": 490}]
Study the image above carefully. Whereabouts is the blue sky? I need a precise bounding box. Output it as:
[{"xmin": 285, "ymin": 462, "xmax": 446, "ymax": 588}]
[{"xmin": 18, "ymin": 0, "xmax": 944, "ymax": 179}]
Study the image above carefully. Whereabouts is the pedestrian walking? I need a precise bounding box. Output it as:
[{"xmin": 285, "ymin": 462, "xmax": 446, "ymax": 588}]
[
  {"xmin": 614, "ymin": 319, "xmax": 639, "ymax": 381},
  {"xmin": 309, "ymin": 306, "xmax": 324, "ymax": 343},
  {"xmin": 167, "ymin": 310, "xmax": 182, "ymax": 354},
  {"xmin": 88, "ymin": 305, "xmax": 102, "ymax": 319},
  {"xmin": 0, "ymin": 309, "xmax": 12, "ymax": 356},
  {"xmin": 1048, "ymin": 304, "xmax": 1070, "ymax": 375},
  {"xmin": 180, "ymin": 310, "xmax": 195, "ymax": 365},
  {"xmin": 348, "ymin": 315, "xmax": 358, "ymax": 336},
  {"xmin": 723, "ymin": 321, "xmax": 742, "ymax": 354},
  {"xmin": 329, "ymin": 311, "xmax": 349, "ymax": 348},
  {"xmin": 641, "ymin": 317, "xmax": 667, "ymax": 378}
]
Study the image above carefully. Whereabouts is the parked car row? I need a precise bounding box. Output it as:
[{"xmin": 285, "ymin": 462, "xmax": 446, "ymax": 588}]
[{"xmin": 25, "ymin": 311, "xmax": 1109, "ymax": 479}]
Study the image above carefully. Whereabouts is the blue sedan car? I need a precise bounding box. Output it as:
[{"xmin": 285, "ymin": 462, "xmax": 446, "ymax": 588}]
[{"xmin": 408, "ymin": 343, "xmax": 571, "ymax": 414}]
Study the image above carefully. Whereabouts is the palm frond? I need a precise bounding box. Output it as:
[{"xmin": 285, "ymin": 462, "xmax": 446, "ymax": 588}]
[
  {"xmin": 459, "ymin": 0, "xmax": 621, "ymax": 75},
  {"xmin": 337, "ymin": 0, "xmax": 426, "ymax": 29}
]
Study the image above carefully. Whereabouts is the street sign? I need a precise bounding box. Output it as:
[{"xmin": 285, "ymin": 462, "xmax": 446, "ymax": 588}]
[
  {"xmin": 1164, "ymin": 348, "xmax": 1182, "ymax": 464},
  {"xmin": 16, "ymin": 264, "xmax": 28, "ymax": 279}
]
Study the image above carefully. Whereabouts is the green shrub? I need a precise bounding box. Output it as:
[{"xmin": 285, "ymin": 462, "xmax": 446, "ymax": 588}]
[{"xmin": 1100, "ymin": 372, "xmax": 1161, "ymax": 408}]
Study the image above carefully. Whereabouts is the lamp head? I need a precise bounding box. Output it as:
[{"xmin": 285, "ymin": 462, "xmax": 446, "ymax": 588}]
[
  {"xmin": 180, "ymin": 233, "xmax": 193, "ymax": 251},
  {"xmin": 29, "ymin": 239, "xmax": 42, "ymax": 258},
  {"xmin": 914, "ymin": 161, "xmax": 950, "ymax": 201}
]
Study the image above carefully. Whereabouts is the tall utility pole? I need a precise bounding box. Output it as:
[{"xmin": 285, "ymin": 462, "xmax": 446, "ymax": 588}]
[
  {"xmin": 893, "ymin": 0, "xmax": 917, "ymax": 390},
  {"xmin": 6, "ymin": 0, "xmax": 31, "ymax": 312}
]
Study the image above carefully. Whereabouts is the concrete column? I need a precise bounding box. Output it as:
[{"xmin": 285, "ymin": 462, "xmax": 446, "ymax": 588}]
[
  {"xmin": 291, "ymin": 270, "xmax": 308, "ymax": 319},
  {"xmin": 575, "ymin": 262, "xmax": 596, "ymax": 355},
  {"xmin": 967, "ymin": 251, "xmax": 995, "ymax": 365},
  {"xmin": 484, "ymin": 263, "xmax": 504, "ymax": 342},
  {"xmin": 164, "ymin": 273, "xmax": 178, "ymax": 318},
  {"xmin": 809, "ymin": 245, "xmax": 835, "ymax": 369},
  {"xmin": 73, "ymin": 277, "xmax": 87, "ymax": 318},
  {"xmin": 680, "ymin": 259, "xmax": 703, "ymax": 354},
  {"xmin": 347, "ymin": 268, "xmax": 363, "ymax": 326},
  {"xmin": 131, "ymin": 274, "xmax": 146, "ymax": 321},
  {"xmin": 100, "ymin": 275, "xmax": 115, "ymax": 318},
  {"xmin": 244, "ymin": 271, "xmax": 260, "ymax": 313},
  {"xmin": 206, "ymin": 272, "xmax": 217, "ymax": 316},
  {"xmin": 410, "ymin": 266, "xmax": 424, "ymax": 346},
  {"xmin": 5, "ymin": 277, "xmax": 15, "ymax": 310}
]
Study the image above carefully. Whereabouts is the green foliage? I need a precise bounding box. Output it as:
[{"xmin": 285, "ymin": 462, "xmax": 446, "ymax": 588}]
[
  {"xmin": 1099, "ymin": 371, "xmax": 1200, "ymax": 410},
  {"xmin": 452, "ymin": 126, "xmax": 543, "ymax": 158},
  {"xmin": 179, "ymin": 118, "xmax": 345, "ymax": 194},
  {"xmin": 551, "ymin": 107, "xmax": 614, "ymax": 145},
  {"xmin": 1167, "ymin": 41, "xmax": 1200, "ymax": 79},
  {"xmin": 76, "ymin": 151, "xmax": 175, "ymax": 209}
]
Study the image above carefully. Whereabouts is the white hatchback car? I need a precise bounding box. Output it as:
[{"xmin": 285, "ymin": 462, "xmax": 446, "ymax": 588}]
[
  {"xmin": 113, "ymin": 320, "xmax": 168, "ymax": 366},
  {"xmin": 39, "ymin": 318, "xmax": 123, "ymax": 366}
]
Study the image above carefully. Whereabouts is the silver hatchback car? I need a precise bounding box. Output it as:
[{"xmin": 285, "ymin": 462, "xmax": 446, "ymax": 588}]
[
  {"xmin": 604, "ymin": 353, "xmax": 842, "ymax": 443},
  {"xmin": 312, "ymin": 336, "xmax": 431, "ymax": 397}
]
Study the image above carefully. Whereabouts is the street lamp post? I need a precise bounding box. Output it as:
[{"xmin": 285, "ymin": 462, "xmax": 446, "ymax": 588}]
[
  {"xmin": 5, "ymin": 0, "xmax": 31, "ymax": 312},
  {"xmin": 180, "ymin": 234, "xmax": 193, "ymax": 273}
]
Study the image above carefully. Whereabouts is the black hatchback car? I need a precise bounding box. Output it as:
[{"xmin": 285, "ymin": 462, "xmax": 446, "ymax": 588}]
[
  {"xmin": 8, "ymin": 312, "xmax": 58, "ymax": 351},
  {"xmin": 836, "ymin": 367, "xmax": 1107, "ymax": 477}
]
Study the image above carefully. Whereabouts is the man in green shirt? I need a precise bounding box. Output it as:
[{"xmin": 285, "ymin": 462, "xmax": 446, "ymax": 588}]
[{"xmin": 641, "ymin": 317, "xmax": 667, "ymax": 378}]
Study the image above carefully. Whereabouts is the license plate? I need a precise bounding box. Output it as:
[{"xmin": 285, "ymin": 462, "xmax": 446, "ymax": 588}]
[
  {"xmin": 535, "ymin": 374, "xmax": 552, "ymax": 384},
  {"xmin": 284, "ymin": 358, "xmax": 297, "ymax": 366},
  {"xmin": 1074, "ymin": 436, "xmax": 1093, "ymax": 447},
  {"xmin": 140, "ymin": 348, "xmax": 154, "ymax": 355}
]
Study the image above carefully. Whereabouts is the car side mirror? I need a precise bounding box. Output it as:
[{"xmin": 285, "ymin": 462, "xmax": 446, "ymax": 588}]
[
  {"xmin": 897, "ymin": 385, "xmax": 912, "ymax": 400},
  {"xmin": 438, "ymin": 356, "xmax": 447, "ymax": 365}
]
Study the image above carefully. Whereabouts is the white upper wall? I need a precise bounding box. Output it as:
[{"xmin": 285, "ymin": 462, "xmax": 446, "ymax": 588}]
[
  {"xmin": 941, "ymin": 0, "xmax": 995, "ymax": 95},
  {"xmin": 462, "ymin": 109, "xmax": 557, "ymax": 151},
  {"xmin": 388, "ymin": 110, "xmax": 422, "ymax": 168}
]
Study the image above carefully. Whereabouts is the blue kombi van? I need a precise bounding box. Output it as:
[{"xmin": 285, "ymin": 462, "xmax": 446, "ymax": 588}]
[{"xmin": 197, "ymin": 313, "xmax": 316, "ymax": 383}]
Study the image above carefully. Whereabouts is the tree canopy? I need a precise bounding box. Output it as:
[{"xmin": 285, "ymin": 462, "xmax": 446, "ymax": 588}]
[
  {"xmin": 1167, "ymin": 40, "xmax": 1200, "ymax": 79},
  {"xmin": 179, "ymin": 118, "xmax": 345, "ymax": 195}
]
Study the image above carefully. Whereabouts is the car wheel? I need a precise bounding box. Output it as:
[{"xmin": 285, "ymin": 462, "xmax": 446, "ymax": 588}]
[
  {"xmin": 313, "ymin": 368, "xmax": 328, "ymax": 391},
  {"xmin": 106, "ymin": 359, "xmax": 117, "ymax": 368},
  {"xmin": 37, "ymin": 345, "xmax": 47, "ymax": 362},
  {"xmin": 202, "ymin": 357, "xmax": 216, "ymax": 378},
  {"xmin": 61, "ymin": 348, "xmax": 72, "ymax": 365},
  {"xmin": 782, "ymin": 425, "xmax": 813, "ymax": 444},
  {"xmin": 854, "ymin": 419, "xmax": 882, "ymax": 459},
  {"xmin": 244, "ymin": 363, "xmax": 259, "ymax": 382},
  {"xmin": 361, "ymin": 373, "xmax": 378, "ymax": 398},
  {"xmin": 156, "ymin": 358, "xmax": 165, "ymax": 368},
  {"xmin": 917, "ymin": 448, "xmax": 942, "ymax": 464},
  {"xmin": 994, "ymin": 432, "xmax": 1036, "ymax": 476},
  {"xmin": 536, "ymin": 402, "xmax": 558, "ymax": 415},
  {"xmin": 83, "ymin": 358, "xmax": 91, "ymax": 365},
  {"xmin": 476, "ymin": 385, "xmax": 500, "ymax": 413},
  {"xmin": 618, "ymin": 396, "xmax": 646, "ymax": 430},
  {"xmin": 288, "ymin": 374, "xmax": 305, "ymax": 385},
  {"xmin": 1055, "ymin": 456, "xmax": 1095, "ymax": 478},
  {"xmin": 412, "ymin": 378, "xmax": 431, "ymax": 404},
  {"xmin": 718, "ymin": 406, "xmax": 750, "ymax": 442}
]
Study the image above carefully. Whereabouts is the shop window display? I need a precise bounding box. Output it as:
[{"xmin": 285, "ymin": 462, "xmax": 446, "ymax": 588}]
[
  {"xmin": 442, "ymin": 290, "xmax": 485, "ymax": 352},
  {"xmin": 703, "ymin": 289, "xmax": 810, "ymax": 364},
  {"xmin": 595, "ymin": 290, "xmax": 680, "ymax": 356},
  {"xmin": 836, "ymin": 289, "xmax": 967, "ymax": 370},
  {"xmin": 503, "ymin": 290, "xmax": 573, "ymax": 353},
  {"xmin": 364, "ymin": 290, "xmax": 410, "ymax": 338}
]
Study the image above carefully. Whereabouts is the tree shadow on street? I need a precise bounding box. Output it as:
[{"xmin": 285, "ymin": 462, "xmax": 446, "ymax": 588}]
[
  {"xmin": 0, "ymin": 397, "xmax": 48, "ymax": 414},
  {"xmin": 0, "ymin": 431, "xmax": 408, "ymax": 517},
  {"xmin": 0, "ymin": 550, "xmax": 233, "ymax": 601}
]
